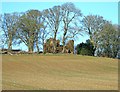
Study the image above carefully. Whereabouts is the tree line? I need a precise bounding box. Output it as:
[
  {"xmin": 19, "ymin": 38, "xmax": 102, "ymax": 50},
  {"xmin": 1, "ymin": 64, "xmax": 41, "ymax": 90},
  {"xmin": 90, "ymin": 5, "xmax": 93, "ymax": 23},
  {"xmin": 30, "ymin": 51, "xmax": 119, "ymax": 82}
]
[{"xmin": 0, "ymin": 2, "xmax": 119, "ymax": 58}]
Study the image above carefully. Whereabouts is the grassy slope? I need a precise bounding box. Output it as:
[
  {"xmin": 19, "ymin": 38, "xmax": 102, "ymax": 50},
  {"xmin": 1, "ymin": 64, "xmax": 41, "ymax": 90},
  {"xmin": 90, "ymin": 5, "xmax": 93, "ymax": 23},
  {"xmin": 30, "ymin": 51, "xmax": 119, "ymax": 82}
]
[{"xmin": 2, "ymin": 54, "xmax": 118, "ymax": 90}]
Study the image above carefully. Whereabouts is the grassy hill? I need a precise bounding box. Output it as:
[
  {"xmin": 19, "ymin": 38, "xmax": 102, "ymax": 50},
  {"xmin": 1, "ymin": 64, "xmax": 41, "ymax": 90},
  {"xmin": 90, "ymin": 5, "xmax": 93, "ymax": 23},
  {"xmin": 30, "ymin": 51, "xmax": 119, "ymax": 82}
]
[{"xmin": 2, "ymin": 54, "xmax": 118, "ymax": 90}]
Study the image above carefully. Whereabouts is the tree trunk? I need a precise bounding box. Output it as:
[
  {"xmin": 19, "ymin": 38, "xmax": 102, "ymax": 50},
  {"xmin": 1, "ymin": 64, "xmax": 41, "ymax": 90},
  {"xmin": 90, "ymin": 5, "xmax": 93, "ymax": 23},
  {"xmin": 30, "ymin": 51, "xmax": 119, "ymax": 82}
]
[
  {"xmin": 53, "ymin": 39, "xmax": 56, "ymax": 53},
  {"xmin": 8, "ymin": 40, "xmax": 12, "ymax": 52},
  {"xmin": 28, "ymin": 35, "xmax": 34, "ymax": 53},
  {"xmin": 53, "ymin": 32, "xmax": 57, "ymax": 53},
  {"xmin": 43, "ymin": 45, "xmax": 45, "ymax": 54},
  {"xmin": 62, "ymin": 28, "xmax": 67, "ymax": 53},
  {"xmin": 28, "ymin": 45, "xmax": 33, "ymax": 53},
  {"xmin": 43, "ymin": 41, "xmax": 46, "ymax": 54},
  {"xmin": 28, "ymin": 40, "xmax": 34, "ymax": 53},
  {"xmin": 62, "ymin": 41, "xmax": 65, "ymax": 53},
  {"xmin": 36, "ymin": 40, "xmax": 40, "ymax": 54}
]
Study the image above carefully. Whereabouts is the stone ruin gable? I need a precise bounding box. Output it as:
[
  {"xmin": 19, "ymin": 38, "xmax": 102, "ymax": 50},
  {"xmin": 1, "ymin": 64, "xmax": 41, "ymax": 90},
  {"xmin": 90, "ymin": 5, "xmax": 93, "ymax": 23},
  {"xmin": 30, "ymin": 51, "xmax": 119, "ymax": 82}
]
[
  {"xmin": 44, "ymin": 38, "xmax": 61, "ymax": 53},
  {"xmin": 44, "ymin": 40, "xmax": 53, "ymax": 53},
  {"xmin": 47, "ymin": 38, "xmax": 60, "ymax": 47},
  {"xmin": 44, "ymin": 38, "xmax": 74, "ymax": 53},
  {"xmin": 66, "ymin": 40, "xmax": 74, "ymax": 54},
  {"xmin": 56, "ymin": 45, "xmax": 63, "ymax": 53}
]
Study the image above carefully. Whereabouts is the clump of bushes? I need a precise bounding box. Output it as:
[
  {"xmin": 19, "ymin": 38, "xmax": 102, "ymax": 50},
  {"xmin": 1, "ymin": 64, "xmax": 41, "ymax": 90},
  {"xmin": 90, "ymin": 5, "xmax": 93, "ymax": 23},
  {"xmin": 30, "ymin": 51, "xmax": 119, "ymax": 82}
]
[{"xmin": 75, "ymin": 39, "xmax": 95, "ymax": 56}]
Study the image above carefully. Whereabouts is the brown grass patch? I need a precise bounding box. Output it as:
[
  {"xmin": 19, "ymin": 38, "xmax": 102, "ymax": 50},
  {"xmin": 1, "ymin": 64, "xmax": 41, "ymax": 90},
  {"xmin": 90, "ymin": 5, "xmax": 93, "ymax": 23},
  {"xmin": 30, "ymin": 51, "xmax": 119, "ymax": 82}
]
[{"xmin": 2, "ymin": 54, "xmax": 118, "ymax": 90}]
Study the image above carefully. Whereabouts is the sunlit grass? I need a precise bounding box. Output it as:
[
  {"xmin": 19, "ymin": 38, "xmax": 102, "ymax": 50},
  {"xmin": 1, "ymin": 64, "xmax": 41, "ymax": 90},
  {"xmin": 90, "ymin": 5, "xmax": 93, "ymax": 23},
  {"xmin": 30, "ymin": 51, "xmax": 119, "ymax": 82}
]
[{"xmin": 2, "ymin": 54, "xmax": 118, "ymax": 90}]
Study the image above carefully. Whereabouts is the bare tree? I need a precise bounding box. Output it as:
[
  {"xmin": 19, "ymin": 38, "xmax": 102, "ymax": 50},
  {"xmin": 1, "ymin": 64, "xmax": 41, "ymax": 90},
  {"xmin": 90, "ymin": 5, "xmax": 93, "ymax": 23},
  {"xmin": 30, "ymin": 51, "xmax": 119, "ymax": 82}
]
[
  {"xmin": 17, "ymin": 10, "xmax": 43, "ymax": 53},
  {"xmin": 1, "ymin": 12, "xmax": 19, "ymax": 52},
  {"xmin": 82, "ymin": 15, "xmax": 107, "ymax": 55},
  {"xmin": 82, "ymin": 15, "xmax": 107, "ymax": 43},
  {"xmin": 37, "ymin": 19, "xmax": 50, "ymax": 54},
  {"xmin": 61, "ymin": 2, "xmax": 82, "ymax": 53},
  {"xmin": 96, "ymin": 23, "xmax": 120, "ymax": 58},
  {"xmin": 42, "ymin": 5, "xmax": 62, "ymax": 53}
]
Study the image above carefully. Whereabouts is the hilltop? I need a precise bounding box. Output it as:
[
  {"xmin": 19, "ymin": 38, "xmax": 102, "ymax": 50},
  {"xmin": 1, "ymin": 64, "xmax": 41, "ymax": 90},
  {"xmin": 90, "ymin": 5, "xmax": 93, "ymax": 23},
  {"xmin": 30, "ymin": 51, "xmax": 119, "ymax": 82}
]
[{"xmin": 2, "ymin": 54, "xmax": 118, "ymax": 90}]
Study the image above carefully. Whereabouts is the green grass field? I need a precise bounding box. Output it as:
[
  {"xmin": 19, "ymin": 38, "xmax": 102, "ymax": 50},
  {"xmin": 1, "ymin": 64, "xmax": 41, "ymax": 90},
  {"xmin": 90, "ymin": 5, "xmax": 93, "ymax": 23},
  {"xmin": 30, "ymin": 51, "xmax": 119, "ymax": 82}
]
[{"xmin": 2, "ymin": 54, "xmax": 118, "ymax": 90}]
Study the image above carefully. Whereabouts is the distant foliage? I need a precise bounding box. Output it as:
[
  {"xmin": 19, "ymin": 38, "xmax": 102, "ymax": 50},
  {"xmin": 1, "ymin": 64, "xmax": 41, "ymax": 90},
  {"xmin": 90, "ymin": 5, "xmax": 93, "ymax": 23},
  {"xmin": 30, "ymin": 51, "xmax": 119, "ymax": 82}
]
[
  {"xmin": 75, "ymin": 39, "xmax": 95, "ymax": 56},
  {"xmin": 95, "ymin": 23, "xmax": 120, "ymax": 58}
]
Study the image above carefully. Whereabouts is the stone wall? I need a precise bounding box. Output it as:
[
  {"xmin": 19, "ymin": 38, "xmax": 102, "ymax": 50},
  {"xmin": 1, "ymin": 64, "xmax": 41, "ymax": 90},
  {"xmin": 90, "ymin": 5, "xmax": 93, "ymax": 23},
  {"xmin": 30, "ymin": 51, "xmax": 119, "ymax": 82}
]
[{"xmin": 44, "ymin": 38, "xmax": 74, "ymax": 54}]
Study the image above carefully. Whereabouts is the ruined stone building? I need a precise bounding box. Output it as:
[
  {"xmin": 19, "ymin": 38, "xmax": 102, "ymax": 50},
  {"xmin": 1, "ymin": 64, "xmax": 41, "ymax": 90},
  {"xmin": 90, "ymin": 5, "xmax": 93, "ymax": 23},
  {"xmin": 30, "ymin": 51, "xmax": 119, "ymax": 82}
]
[{"xmin": 44, "ymin": 38, "xmax": 74, "ymax": 54}]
